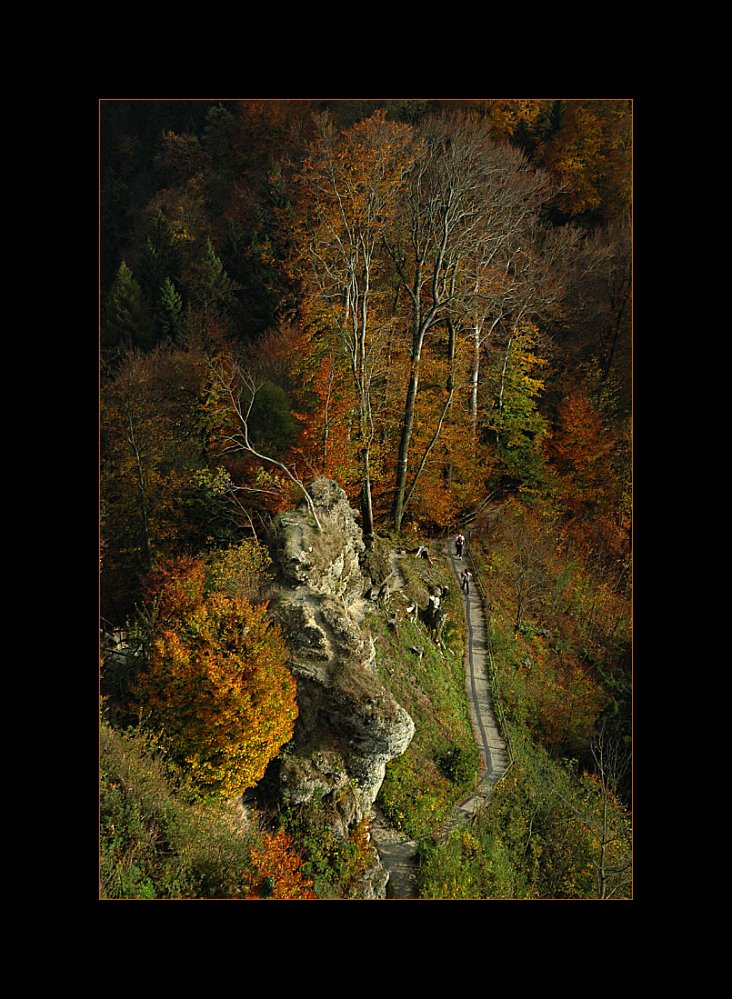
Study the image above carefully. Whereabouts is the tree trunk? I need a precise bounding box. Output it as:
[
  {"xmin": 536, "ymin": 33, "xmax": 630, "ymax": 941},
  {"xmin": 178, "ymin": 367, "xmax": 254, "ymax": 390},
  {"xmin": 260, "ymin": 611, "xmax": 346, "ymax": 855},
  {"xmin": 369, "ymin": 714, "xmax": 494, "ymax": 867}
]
[
  {"xmin": 126, "ymin": 408, "xmax": 152, "ymax": 565},
  {"xmin": 321, "ymin": 359, "xmax": 335, "ymax": 472},
  {"xmin": 498, "ymin": 335, "xmax": 513, "ymax": 416},
  {"xmin": 514, "ymin": 591, "xmax": 524, "ymax": 632},
  {"xmin": 361, "ymin": 451, "xmax": 375, "ymax": 538},
  {"xmin": 471, "ymin": 323, "xmax": 481, "ymax": 443},
  {"xmin": 392, "ymin": 345, "xmax": 423, "ymax": 533}
]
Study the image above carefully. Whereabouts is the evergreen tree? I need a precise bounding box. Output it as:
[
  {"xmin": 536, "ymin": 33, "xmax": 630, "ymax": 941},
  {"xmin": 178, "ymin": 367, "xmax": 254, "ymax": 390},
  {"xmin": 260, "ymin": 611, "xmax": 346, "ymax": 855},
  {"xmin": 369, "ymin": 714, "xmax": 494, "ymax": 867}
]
[
  {"xmin": 139, "ymin": 210, "xmax": 180, "ymax": 297},
  {"xmin": 102, "ymin": 261, "xmax": 153, "ymax": 354},
  {"xmin": 191, "ymin": 238, "xmax": 239, "ymax": 334},
  {"xmin": 159, "ymin": 277, "xmax": 184, "ymax": 342}
]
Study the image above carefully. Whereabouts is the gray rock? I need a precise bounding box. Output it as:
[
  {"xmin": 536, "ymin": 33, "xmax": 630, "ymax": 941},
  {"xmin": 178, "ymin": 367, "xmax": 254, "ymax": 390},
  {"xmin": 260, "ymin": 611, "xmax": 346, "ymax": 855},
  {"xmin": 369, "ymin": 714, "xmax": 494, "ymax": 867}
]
[{"xmin": 267, "ymin": 479, "xmax": 415, "ymax": 896}]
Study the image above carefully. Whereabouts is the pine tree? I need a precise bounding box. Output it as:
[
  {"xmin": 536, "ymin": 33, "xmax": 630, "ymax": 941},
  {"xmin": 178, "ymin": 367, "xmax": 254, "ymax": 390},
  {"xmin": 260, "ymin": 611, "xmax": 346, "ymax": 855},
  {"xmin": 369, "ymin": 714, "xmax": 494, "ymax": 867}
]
[
  {"xmin": 192, "ymin": 238, "xmax": 238, "ymax": 331},
  {"xmin": 159, "ymin": 277, "xmax": 184, "ymax": 342},
  {"xmin": 102, "ymin": 261, "xmax": 153, "ymax": 354},
  {"xmin": 139, "ymin": 209, "xmax": 179, "ymax": 303}
]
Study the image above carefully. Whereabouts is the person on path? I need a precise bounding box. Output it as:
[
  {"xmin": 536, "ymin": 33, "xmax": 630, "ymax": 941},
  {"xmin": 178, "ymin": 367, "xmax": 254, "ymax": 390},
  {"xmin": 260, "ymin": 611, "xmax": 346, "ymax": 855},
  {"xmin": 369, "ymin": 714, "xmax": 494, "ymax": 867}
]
[
  {"xmin": 455, "ymin": 532, "xmax": 465, "ymax": 560},
  {"xmin": 460, "ymin": 568, "xmax": 470, "ymax": 594}
]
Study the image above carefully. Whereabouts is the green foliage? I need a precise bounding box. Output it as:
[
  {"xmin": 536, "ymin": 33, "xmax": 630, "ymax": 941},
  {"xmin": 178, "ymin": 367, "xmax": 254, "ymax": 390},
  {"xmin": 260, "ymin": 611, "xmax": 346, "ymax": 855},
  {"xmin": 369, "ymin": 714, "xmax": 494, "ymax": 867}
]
[
  {"xmin": 417, "ymin": 832, "xmax": 484, "ymax": 899},
  {"xmin": 159, "ymin": 277, "xmax": 184, "ymax": 341},
  {"xmin": 437, "ymin": 743, "xmax": 480, "ymax": 785},
  {"xmin": 100, "ymin": 722, "xmax": 260, "ymax": 899},
  {"xmin": 248, "ymin": 381, "xmax": 297, "ymax": 457},
  {"xmin": 191, "ymin": 237, "xmax": 239, "ymax": 322},
  {"xmin": 419, "ymin": 826, "xmax": 523, "ymax": 900},
  {"xmin": 220, "ymin": 219, "xmax": 290, "ymax": 338},
  {"xmin": 103, "ymin": 261, "xmax": 154, "ymax": 354},
  {"xmin": 418, "ymin": 729, "xmax": 631, "ymax": 899},
  {"xmin": 417, "ymin": 525, "xmax": 633, "ymax": 900},
  {"xmin": 98, "ymin": 101, "xmax": 632, "ymax": 899},
  {"xmin": 486, "ymin": 323, "xmax": 552, "ymax": 495},
  {"xmin": 138, "ymin": 209, "xmax": 183, "ymax": 325},
  {"xmin": 176, "ymin": 466, "xmax": 240, "ymax": 551},
  {"xmin": 205, "ymin": 537, "xmax": 274, "ymax": 604},
  {"xmin": 100, "ymin": 343, "xmax": 228, "ymax": 620},
  {"xmin": 371, "ymin": 544, "xmax": 475, "ymax": 840},
  {"xmin": 284, "ymin": 809, "xmax": 373, "ymax": 900},
  {"xmin": 202, "ymin": 103, "xmax": 238, "ymax": 178}
]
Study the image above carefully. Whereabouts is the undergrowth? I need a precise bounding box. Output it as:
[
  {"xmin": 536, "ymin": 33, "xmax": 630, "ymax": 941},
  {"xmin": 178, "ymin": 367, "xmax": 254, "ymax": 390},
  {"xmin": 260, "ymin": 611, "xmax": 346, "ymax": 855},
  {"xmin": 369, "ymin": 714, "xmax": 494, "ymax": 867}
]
[
  {"xmin": 415, "ymin": 534, "xmax": 632, "ymax": 900},
  {"xmin": 372, "ymin": 542, "xmax": 478, "ymax": 842},
  {"xmin": 100, "ymin": 721, "xmax": 261, "ymax": 899}
]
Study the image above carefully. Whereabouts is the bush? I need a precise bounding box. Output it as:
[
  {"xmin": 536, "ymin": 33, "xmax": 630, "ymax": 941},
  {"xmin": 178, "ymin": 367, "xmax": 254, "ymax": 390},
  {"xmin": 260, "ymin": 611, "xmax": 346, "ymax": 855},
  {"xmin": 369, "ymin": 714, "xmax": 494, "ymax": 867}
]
[
  {"xmin": 437, "ymin": 743, "xmax": 480, "ymax": 785},
  {"xmin": 133, "ymin": 556, "xmax": 298, "ymax": 799}
]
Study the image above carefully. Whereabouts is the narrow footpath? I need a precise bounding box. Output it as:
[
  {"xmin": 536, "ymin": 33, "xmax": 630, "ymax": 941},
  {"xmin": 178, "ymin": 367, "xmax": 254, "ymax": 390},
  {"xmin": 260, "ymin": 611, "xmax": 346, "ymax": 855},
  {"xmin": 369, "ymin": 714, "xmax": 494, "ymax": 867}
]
[
  {"xmin": 371, "ymin": 535, "xmax": 510, "ymax": 898},
  {"xmin": 442, "ymin": 536, "xmax": 510, "ymax": 835}
]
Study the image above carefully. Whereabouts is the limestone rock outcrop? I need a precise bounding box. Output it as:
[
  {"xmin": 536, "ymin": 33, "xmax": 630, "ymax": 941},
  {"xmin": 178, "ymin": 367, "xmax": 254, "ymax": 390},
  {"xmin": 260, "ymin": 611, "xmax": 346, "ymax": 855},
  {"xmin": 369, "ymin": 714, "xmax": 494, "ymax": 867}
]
[{"xmin": 268, "ymin": 479, "xmax": 415, "ymax": 861}]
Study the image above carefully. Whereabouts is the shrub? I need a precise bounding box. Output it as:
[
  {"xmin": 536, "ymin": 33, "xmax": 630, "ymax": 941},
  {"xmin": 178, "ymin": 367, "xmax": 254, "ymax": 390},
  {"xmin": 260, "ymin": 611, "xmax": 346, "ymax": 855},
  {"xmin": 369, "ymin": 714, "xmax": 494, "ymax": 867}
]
[
  {"xmin": 437, "ymin": 743, "xmax": 480, "ymax": 785},
  {"xmin": 133, "ymin": 556, "xmax": 298, "ymax": 800},
  {"xmin": 243, "ymin": 830, "xmax": 316, "ymax": 900}
]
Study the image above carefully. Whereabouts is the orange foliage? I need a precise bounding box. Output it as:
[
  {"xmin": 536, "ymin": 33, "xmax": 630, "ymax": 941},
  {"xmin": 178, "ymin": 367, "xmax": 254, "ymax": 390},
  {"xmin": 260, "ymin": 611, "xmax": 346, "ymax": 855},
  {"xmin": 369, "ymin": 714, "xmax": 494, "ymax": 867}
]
[
  {"xmin": 407, "ymin": 410, "xmax": 493, "ymax": 529},
  {"xmin": 531, "ymin": 661, "xmax": 603, "ymax": 749},
  {"xmin": 244, "ymin": 830, "xmax": 316, "ymax": 900},
  {"xmin": 388, "ymin": 330, "xmax": 493, "ymax": 530},
  {"xmin": 135, "ymin": 557, "xmax": 298, "ymax": 800},
  {"xmin": 287, "ymin": 111, "xmax": 421, "ymax": 529},
  {"xmin": 551, "ymin": 390, "xmax": 615, "ymax": 512},
  {"xmin": 540, "ymin": 100, "xmax": 632, "ymax": 218},
  {"xmin": 513, "ymin": 629, "xmax": 604, "ymax": 749},
  {"xmin": 550, "ymin": 389, "xmax": 630, "ymax": 570},
  {"xmin": 289, "ymin": 352, "xmax": 361, "ymax": 492},
  {"xmin": 482, "ymin": 99, "xmax": 554, "ymax": 140}
]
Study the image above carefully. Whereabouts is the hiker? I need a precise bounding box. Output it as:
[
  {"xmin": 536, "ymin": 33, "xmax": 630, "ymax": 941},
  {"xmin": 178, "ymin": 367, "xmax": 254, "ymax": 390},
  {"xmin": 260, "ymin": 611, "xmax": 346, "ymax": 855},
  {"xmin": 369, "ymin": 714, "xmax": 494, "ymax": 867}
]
[
  {"xmin": 455, "ymin": 532, "xmax": 465, "ymax": 560},
  {"xmin": 461, "ymin": 569, "xmax": 470, "ymax": 594}
]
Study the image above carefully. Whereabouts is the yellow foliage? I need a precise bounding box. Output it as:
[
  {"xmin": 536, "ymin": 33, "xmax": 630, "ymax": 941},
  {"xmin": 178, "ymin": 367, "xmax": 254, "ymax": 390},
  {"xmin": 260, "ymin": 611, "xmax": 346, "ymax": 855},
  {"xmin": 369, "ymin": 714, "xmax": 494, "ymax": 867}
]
[{"xmin": 135, "ymin": 557, "xmax": 298, "ymax": 800}]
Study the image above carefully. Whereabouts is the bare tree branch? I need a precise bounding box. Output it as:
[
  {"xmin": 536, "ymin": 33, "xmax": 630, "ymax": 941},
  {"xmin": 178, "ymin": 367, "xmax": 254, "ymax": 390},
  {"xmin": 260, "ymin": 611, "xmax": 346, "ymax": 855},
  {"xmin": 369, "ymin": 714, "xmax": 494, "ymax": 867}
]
[{"xmin": 210, "ymin": 356, "xmax": 323, "ymax": 531}]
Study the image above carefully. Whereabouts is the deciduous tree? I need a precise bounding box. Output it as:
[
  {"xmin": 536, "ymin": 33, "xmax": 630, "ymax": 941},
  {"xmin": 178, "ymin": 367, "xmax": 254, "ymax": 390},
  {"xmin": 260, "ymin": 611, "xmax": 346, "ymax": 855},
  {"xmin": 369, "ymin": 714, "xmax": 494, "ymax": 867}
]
[
  {"xmin": 539, "ymin": 99, "xmax": 632, "ymax": 222},
  {"xmin": 551, "ymin": 389, "xmax": 616, "ymax": 516},
  {"xmin": 100, "ymin": 343, "xmax": 236, "ymax": 620},
  {"xmin": 134, "ymin": 556, "xmax": 298, "ymax": 800},
  {"xmin": 487, "ymin": 321, "xmax": 552, "ymax": 495},
  {"xmin": 289, "ymin": 110, "xmax": 420, "ymax": 537},
  {"xmin": 386, "ymin": 112, "xmax": 553, "ymax": 531},
  {"xmin": 211, "ymin": 351, "xmax": 324, "ymax": 531},
  {"xmin": 491, "ymin": 498, "xmax": 558, "ymax": 632}
]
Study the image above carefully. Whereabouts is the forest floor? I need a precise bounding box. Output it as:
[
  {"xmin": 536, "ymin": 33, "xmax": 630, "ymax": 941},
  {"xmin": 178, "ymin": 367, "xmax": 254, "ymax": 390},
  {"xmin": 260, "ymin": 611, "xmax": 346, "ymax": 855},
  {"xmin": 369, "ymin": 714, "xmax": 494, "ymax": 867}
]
[{"xmin": 371, "ymin": 534, "xmax": 509, "ymax": 899}]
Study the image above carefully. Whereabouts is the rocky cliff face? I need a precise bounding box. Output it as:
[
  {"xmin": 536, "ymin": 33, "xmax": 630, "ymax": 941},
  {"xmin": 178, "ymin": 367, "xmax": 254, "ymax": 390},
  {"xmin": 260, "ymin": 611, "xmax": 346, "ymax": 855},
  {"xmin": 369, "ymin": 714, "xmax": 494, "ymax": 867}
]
[{"xmin": 267, "ymin": 479, "xmax": 415, "ymax": 892}]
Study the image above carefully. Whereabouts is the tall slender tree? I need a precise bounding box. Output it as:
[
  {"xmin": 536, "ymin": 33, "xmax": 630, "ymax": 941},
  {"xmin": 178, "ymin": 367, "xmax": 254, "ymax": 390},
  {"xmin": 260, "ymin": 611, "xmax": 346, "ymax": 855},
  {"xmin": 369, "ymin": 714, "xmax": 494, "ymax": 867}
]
[
  {"xmin": 289, "ymin": 110, "xmax": 420, "ymax": 538},
  {"xmin": 386, "ymin": 112, "xmax": 554, "ymax": 532}
]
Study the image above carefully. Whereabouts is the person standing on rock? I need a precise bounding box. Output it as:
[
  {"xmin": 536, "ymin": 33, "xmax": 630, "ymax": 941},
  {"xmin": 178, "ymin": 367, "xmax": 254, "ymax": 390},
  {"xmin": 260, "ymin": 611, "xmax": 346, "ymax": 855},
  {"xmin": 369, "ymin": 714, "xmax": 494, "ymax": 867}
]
[
  {"xmin": 461, "ymin": 569, "xmax": 470, "ymax": 594},
  {"xmin": 455, "ymin": 532, "xmax": 465, "ymax": 560}
]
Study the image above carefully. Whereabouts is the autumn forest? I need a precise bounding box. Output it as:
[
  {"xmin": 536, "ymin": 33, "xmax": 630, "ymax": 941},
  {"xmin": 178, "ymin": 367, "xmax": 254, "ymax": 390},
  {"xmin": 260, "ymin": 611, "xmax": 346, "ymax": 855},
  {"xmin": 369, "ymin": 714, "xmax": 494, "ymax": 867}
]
[{"xmin": 100, "ymin": 99, "xmax": 632, "ymax": 901}]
